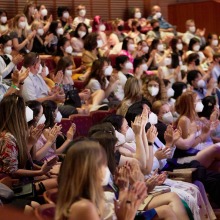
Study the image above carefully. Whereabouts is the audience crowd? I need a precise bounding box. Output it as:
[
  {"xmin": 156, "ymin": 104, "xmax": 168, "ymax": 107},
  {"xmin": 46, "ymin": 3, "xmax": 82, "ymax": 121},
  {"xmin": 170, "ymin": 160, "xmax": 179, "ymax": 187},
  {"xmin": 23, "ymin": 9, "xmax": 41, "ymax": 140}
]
[{"xmin": 1, "ymin": 2, "xmax": 220, "ymax": 220}]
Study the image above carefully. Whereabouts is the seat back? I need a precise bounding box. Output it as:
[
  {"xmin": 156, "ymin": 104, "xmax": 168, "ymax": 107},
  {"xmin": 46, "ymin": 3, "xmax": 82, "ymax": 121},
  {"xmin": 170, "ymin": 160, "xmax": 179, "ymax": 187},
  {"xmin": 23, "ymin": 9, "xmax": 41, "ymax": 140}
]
[
  {"xmin": 35, "ymin": 204, "xmax": 56, "ymax": 220},
  {"xmin": 43, "ymin": 188, "xmax": 58, "ymax": 204}
]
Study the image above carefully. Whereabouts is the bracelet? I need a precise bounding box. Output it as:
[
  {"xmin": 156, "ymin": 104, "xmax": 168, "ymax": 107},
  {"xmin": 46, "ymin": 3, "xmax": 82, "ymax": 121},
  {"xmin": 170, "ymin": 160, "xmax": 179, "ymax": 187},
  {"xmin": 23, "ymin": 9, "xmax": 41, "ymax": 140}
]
[
  {"xmin": 148, "ymin": 141, "xmax": 153, "ymax": 145},
  {"xmin": 11, "ymin": 84, "xmax": 20, "ymax": 91}
]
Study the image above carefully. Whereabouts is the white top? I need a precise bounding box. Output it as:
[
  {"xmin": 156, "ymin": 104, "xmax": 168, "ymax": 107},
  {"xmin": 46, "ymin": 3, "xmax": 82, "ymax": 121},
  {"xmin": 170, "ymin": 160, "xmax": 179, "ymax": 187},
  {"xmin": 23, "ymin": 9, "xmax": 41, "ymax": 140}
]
[
  {"xmin": 211, "ymin": 64, "xmax": 220, "ymax": 81},
  {"xmin": 73, "ymin": 17, "xmax": 90, "ymax": 29},
  {"xmin": 114, "ymin": 71, "xmax": 127, "ymax": 101},
  {"xmin": 22, "ymin": 70, "xmax": 49, "ymax": 101},
  {"xmin": 0, "ymin": 83, "xmax": 9, "ymax": 102},
  {"xmin": 0, "ymin": 54, "xmax": 15, "ymax": 78}
]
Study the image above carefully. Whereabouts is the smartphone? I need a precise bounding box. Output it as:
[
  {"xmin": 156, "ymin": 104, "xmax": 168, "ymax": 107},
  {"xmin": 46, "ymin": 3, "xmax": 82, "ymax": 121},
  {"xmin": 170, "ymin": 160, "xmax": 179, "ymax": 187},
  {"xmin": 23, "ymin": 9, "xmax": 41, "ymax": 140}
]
[{"xmin": 47, "ymin": 157, "xmax": 58, "ymax": 166}]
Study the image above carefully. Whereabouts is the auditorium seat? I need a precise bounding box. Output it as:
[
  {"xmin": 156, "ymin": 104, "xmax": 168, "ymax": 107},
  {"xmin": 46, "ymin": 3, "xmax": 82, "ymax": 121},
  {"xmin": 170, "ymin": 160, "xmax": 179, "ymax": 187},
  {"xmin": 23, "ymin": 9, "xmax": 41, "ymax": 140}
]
[
  {"xmin": 90, "ymin": 109, "xmax": 116, "ymax": 125},
  {"xmin": 43, "ymin": 188, "xmax": 58, "ymax": 204},
  {"xmin": 35, "ymin": 204, "xmax": 55, "ymax": 220}
]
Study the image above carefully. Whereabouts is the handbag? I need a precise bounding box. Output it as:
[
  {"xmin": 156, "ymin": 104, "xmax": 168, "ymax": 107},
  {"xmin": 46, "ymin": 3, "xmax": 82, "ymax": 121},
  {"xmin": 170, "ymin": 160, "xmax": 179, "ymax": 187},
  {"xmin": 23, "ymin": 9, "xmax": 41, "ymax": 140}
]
[{"xmin": 64, "ymin": 88, "xmax": 81, "ymax": 108}]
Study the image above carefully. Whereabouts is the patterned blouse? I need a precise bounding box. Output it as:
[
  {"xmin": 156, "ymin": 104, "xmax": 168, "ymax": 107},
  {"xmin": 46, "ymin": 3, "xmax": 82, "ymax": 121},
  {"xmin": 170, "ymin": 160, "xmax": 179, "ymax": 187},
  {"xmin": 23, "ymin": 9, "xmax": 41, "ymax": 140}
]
[{"xmin": 0, "ymin": 132, "xmax": 19, "ymax": 175}]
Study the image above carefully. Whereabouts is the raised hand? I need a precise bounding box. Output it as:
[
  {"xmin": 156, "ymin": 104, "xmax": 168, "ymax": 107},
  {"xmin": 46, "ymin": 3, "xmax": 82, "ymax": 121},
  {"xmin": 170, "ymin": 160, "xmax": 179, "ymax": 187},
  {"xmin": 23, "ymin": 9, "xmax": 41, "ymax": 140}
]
[
  {"xmin": 66, "ymin": 123, "xmax": 76, "ymax": 141},
  {"xmin": 12, "ymin": 54, "xmax": 23, "ymax": 65},
  {"xmin": 146, "ymin": 125, "xmax": 158, "ymax": 144},
  {"xmin": 154, "ymin": 147, "xmax": 171, "ymax": 160},
  {"xmin": 131, "ymin": 115, "xmax": 142, "ymax": 135}
]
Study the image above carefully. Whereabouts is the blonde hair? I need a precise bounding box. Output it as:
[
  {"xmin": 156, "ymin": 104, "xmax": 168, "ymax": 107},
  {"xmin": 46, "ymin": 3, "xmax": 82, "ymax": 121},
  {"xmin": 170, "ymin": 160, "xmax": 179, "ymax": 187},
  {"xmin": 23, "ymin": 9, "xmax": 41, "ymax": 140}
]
[
  {"xmin": 55, "ymin": 140, "xmax": 106, "ymax": 220},
  {"xmin": 31, "ymin": 20, "xmax": 42, "ymax": 31},
  {"xmin": 12, "ymin": 13, "xmax": 28, "ymax": 37},
  {"xmin": 0, "ymin": 94, "xmax": 28, "ymax": 168},
  {"xmin": 152, "ymin": 100, "xmax": 168, "ymax": 115}
]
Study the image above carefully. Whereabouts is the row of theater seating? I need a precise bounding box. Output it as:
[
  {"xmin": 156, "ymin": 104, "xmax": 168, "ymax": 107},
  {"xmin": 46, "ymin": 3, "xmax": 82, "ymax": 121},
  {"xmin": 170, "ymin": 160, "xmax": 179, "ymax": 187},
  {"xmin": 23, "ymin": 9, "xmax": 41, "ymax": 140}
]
[{"xmin": 59, "ymin": 109, "xmax": 116, "ymax": 137}]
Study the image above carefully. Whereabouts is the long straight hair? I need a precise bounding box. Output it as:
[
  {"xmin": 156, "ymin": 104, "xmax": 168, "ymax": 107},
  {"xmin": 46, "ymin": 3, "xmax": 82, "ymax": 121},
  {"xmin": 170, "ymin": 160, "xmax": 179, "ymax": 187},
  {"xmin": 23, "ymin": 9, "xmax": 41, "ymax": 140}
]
[
  {"xmin": 55, "ymin": 140, "xmax": 106, "ymax": 220},
  {"xmin": 0, "ymin": 94, "xmax": 28, "ymax": 168}
]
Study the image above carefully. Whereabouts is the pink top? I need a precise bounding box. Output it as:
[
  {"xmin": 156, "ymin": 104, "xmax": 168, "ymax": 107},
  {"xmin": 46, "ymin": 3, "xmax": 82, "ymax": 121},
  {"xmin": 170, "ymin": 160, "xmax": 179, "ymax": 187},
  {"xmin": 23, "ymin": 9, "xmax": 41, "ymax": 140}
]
[{"xmin": 119, "ymin": 50, "xmax": 134, "ymax": 63}]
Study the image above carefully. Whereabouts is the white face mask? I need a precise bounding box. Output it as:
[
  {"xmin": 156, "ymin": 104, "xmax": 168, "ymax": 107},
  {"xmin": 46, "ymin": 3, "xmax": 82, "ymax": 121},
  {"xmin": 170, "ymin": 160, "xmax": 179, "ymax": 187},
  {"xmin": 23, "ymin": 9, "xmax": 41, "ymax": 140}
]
[
  {"xmin": 55, "ymin": 111, "xmax": 62, "ymax": 123},
  {"xmin": 78, "ymin": 31, "xmax": 86, "ymax": 38},
  {"xmin": 195, "ymin": 101, "xmax": 204, "ymax": 112},
  {"xmin": 57, "ymin": 28, "xmax": 64, "ymax": 35},
  {"xmin": 19, "ymin": 21, "xmax": 26, "ymax": 29},
  {"xmin": 115, "ymin": 130, "xmax": 126, "ymax": 146},
  {"xmin": 189, "ymin": 26, "xmax": 196, "ymax": 33},
  {"xmin": 41, "ymin": 9, "xmax": 48, "ymax": 17},
  {"xmin": 155, "ymin": 12, "xmax": 162, "ymax": 19},
  {"xmin": 128, "ymin": 43, "xmax": 135, "ymax": 52},
  {"xmin": 176, "ymin": 43, "xmax": 183, "ymax": 51},
  {"xmin": 134, "ymin": 12, "xmax": 141, "ymax": 19},
  {"xmin": 45, "ymin": 66, "xmax": 49, "ymax": 76},
  {"xmin": 37, "ymin": 114, "xmax": 46, "ymax": 125},
  {"xmin": 0, "ymin": 16, "xmax": 7, "ymax": 24},
  {"xmin": 142, "ymin": 46, "xmax": 149, "ymax": 53},
  {"xmin": 167, "ymin": 87, "xmax": 174, "ymax": 98},
  {"xmin": 104, "ymin": 65, "xmax": 113, "ymax": 76},
  {"xmin": 141, "ymin": 63, "xmax": 148, "ymax": 71},
  {"xmin": 193, "ymin": 45, "xmax": 200, "ymax": 52},
  {"xmin": 197, "ymin": 79, "xmax": 206, "ymax": 88},
  {"xmin": 65, "ymin": 69, "xmax": 72, "ymax": 77},
  {"xmin": 99, "ymin": 24, "xmax": 106, "ymax": 32},
  {"xmin": 125, "ymin": 127, "xmax": 135, "ymax": 143},
  {"xmin": 162, "ymin": 112, "xmax": 173, "ymax": 124},
  {"xmin": 148, "ymin": 86, "xmax": 159, "ymax": 97},
  {"xmin": 79, "ymin": 9, "xmax": 86, "ymax": 17},
  {"xmin": 157, "ymin": 44, "xmax": 164, "ymax": 52},
  {"xmin": 148, "ymin": 112, "xmax": 158, "ymax": 125},
  {"xmin": 125, "ymin": 62, "xmax": 133, "ymax": 70},
  {"xmin": 102, "ymin": 166, "xmax": 111, "ymax": 186},
  {"xmin": 26, "ymin": 106, "xmax": 34, "ymax": 123},
  {"xmin": 37, "ymin": 28, "xmax": 44, "ymax": 36},
  {"xmin": 63, "ymin": 12, "xmax": 69, "ymax": 19},
  {"xmin": 38, "ymin": 64, "xmax": 43, "ymax": 74},
  {"xmin": 212, "ymin": 40, "xmax": 218, "ymax": 47},
  {"xmin": 65, "ymin": 45, "xmax": 73, "ymax": 54},
  {"xmin": 164, "ymin": 57, "xmax": 172, "ymax": 66},
  {"xmin": 97, "ymin": 39, "xmax": 103, "ymax": 48},
  {"xmin": 4, "ymin": 46, "xmax": 12, "ymax": 55}
]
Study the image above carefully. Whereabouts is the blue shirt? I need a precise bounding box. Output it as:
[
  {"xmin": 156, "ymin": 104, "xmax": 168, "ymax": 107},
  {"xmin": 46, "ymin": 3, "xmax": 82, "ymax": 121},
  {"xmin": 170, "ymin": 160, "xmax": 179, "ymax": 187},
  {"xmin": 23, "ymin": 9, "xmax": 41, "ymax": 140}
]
[{"xmin": 147, "ymin": 15, "xmax": 173, "ymax": 29}]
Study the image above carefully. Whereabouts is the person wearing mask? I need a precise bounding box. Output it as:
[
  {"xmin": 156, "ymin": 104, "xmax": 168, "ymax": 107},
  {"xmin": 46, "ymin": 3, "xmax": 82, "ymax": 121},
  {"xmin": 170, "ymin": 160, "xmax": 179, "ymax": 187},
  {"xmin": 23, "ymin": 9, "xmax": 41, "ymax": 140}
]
[
  {"xmin": 10, "ymin": 13, "xmax": 36, "ymax": 54},
  {"xmin": 182, "ymin": 19, "xmax": 206, "ymax": 47},
  {"xmin": 72, "ymin": 4, "xmax": 91, "ymax": 30},
  {"xmin": 147, "ymin": 5, "xmax": 174, "ymax": 33},
  {"xmin": 0, "ymin": 9, "xmax": 9, "ymax": 35},
  {"xmin": 23, "ymin": 1, "xmax": 36, "ymax": 26},
  {"xmin": 70, "ymin": 22, "xmax": 89, "ymax": 53},
  {"xmin": 211, "ymin": 53, "xmax": 220, "ymax": 82},
  {"xmin": 57, "ymin": 6, "xmax": 71, "ymax": 31},
  {"xmin": 0, "ymin": 35, "xmax": 23, "ymax": 79},
  {"xmin": 21, "ymin": 52, "xmax": 65, "ymax": 103}
]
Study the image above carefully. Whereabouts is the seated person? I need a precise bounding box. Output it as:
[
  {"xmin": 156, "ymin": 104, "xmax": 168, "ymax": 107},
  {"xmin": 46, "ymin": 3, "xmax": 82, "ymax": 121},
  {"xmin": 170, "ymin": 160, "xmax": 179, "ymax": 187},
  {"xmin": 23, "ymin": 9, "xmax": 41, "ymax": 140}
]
[
  {"xmin": 57, "ymin": 6, "xmax": 71, "ymax": 31},
  {"xmin": 0, "ymin": 9, "xmax": 9, "ymax": 35},
  {"xmin": 211, "ymin": 53, "xmax": 220, "ymax": 82}
]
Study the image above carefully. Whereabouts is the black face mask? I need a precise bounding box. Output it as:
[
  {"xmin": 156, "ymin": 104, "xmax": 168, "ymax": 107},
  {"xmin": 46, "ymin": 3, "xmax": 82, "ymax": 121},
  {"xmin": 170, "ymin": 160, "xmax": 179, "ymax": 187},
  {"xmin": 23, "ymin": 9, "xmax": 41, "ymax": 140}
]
[
  {"xmin": 153, "ymin": 26, "xmax": 160, "ymax": 32},
  {"xmin": 195, "ymin": 58, "xmax": 200, "ymax": 66},
  {"xmin": 137, "ymin": 25, "xmax": 142, "ymax": 32},
  {"xmin": 118, "ymin": 25, "xmax": 124, "ymax": 31}
]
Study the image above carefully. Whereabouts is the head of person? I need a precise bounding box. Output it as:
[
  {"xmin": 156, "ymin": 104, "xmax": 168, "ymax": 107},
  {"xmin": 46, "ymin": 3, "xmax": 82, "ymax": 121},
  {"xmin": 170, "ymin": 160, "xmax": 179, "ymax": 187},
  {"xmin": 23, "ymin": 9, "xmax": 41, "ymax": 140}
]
[
  {"xmin": 170, "ymin": 37, "xmax": 183, "ymax": 52},
  {"xmin": 213, "ymin": 53, "xmax": 220, "ymax": 65},
  {"xmin": 74, "ymin": 22, "xmax": 88, "ymax": 39},
  {"xmin": 0, "ymin": 94, "xmax": 28, "ymax": 168},
  {"xmin": 83, "ymin": 32, "xmax": 98, "ymax": 52},
  {"xmin": 0, "ymin": 9, "xmax": 8, "ymax": 25},
  {"xmin": 56, "ymin": 139, "xmax": 107, "ymax": 220},
  {"xmin": 23, "ymin": 52, "xmax": 41, "ymax": 74},
  {"xmin": 124, "ymin": 77, "xmax": 142, "ymax": 102},
  {"xmin": 151, "ymin": 5, "xmax": 162, "ymax": 19},
  {"xmin": 76, "ymin": 4, "xmax": 87, "ymax": 17},
  {"xmin": 198, "ymin": 96, "xmax": 216, "ymax": 119},
  {"xmin": 137, "ymin": 40, "xmax": 149, "ymax": 54},
  {"xmin": 37, "ymin": 4, "xmax": 48, "ymax": 19},
  {"xmin": 186, "ymin": 19, "xmax": 196, "ymax": 33},
  {"xmin": 131, "ymin": 20, "xmax": 141, "ymax": 32},
  {"xmin": 92, "ymin": 15, "xmax": 106, "ymax": 32},
  {"xmin": 42, "ymin": 100, "xmax": 62, "ymax": 128},
  {"xmin": 150, "ymin": 19, "xmax": 160, "ymax": 32},
  {"xmin": 26, "ymin": 100, "xmax": 45, "ymax": 127},
  {"xmin": 133, "ymin": 56, "xmax": 148, "ymax": 74},
  {"xmin": 122, "ymin": 37, "xmax": 135, "ymax": 52},
  {"xmin": 207, "ymin": 33, "xmax": 219, "ymax": 47},
  {"xmin": 0, "ymin": 35, "xmax": 12, "ymax": 55},
  {"xmin": 187, "ymin": 70, "xmax": 204, "ymax": 89},
  {"xmin": 149, "ymin": 38, "xmax": 163, "ymax": 53},
  {"xmin": 187, "ymin": 52, "xmax": 200, "ymax": 66},
  {"xmin": 85, "ymin": 57, "xmax": 111, "ymax": 89},
  {"xmin": 163, "ymin": 79, "xmax": 175, "ymax": 99},
  {"xmin": 152, "ymin": 100, "xmax": 173, "ymax": 125},
  {"xmin": 175, "ymin": 90, "xmax": 201, "ymax": 120},
  {"xmin": 55, "ymin": 56, "xmax": 73, "ymax": 78},
  {"xmin": 89, "ymin": 122, "xmax": 117, "ymax": 175},
  {"xmin": 48, "ymin": 20, "xmax": 63, "ymax": 36},
  {"xmin": 172, "ymin": 82, "xmax": 187, "ymax": 100},
  {"xmin": 57, "ymin": 6, "xmax": 70, "ymax": 21},
  {"xmin": 188, "ymin": 37, "xmax": 201, "ymax": 52},
  {"xmin": 115, "ymin": 55, "xmax": 131, "ymax": 72},
  {"xmin": 132, "ymin": 7, "xmax": 142, "ymax": 19},
  {"xmin": 56, "ymin": 37, "xmax": 72, "ymax": 56},
  {"xmin": 112, "ymin": 18, "xmax": 124, "ymax": 32},
  {"xmin": 31, "ymin": 20, "xmax": 44, "ymax": 36},
  {"xmin": 12, "ymin": 14, "xmax": 27, "ymax": 32}
]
